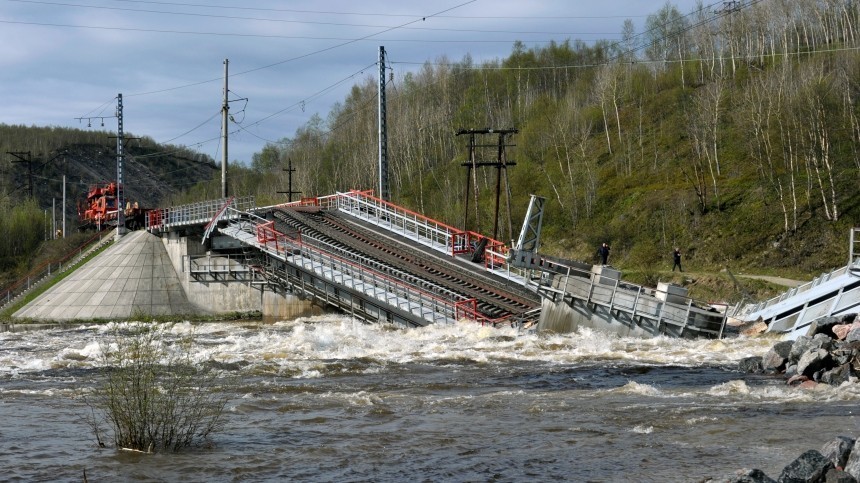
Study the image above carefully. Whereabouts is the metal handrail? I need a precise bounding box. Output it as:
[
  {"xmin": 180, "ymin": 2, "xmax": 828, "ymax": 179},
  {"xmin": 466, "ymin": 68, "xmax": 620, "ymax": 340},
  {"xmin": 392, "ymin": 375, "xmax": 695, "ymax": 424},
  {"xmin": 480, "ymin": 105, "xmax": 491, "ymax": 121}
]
[
  {"xmin": 147, "ymin": 196, "xmax": 255, "ymax": 231},
  {"xmin": 0, "ymin": 229, "xmax": 112, "ymax": 309},
  {"xmin": 224, "ymin": 211, "xmax": 510, "ymax": 326},
  {"xmin": 530, "ymin": 258, "xmax": 725, "ymax": 335}
]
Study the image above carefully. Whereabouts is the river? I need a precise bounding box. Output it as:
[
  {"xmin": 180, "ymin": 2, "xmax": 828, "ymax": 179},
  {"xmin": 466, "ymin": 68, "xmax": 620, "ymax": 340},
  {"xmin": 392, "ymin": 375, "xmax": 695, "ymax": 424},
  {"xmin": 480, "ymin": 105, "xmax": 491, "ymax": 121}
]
[{"xmin": 2, "ymin": 315, "xmax": 859, "ymax": 482}]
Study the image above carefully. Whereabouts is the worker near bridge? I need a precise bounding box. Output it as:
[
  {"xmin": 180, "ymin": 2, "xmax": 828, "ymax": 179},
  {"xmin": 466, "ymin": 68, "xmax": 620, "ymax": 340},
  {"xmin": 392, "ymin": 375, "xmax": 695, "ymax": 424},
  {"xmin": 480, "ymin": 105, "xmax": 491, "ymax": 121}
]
[{"xmin": 672, "ymin": 247, "xmax": 683, "ymax": 272}]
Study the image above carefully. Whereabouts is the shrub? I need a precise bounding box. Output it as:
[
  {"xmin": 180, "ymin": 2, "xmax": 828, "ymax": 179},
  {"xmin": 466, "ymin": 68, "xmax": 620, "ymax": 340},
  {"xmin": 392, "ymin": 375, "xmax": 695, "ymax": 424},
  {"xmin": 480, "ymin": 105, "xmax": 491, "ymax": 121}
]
[{"xmin": 84, "ymin": 323, "xmax": 229, "ymax": 453}]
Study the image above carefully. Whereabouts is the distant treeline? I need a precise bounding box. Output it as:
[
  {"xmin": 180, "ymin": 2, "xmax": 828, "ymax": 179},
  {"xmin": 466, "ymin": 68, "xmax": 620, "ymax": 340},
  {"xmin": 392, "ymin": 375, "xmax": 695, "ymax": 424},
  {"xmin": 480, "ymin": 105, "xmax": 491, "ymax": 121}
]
[
  {"xmin": 239, "ymin": 0, "xmax": 859, "ymax": 273},
  {"xmin": 3, "ymin": 1, "xmax": 859, "ymax": 277}
]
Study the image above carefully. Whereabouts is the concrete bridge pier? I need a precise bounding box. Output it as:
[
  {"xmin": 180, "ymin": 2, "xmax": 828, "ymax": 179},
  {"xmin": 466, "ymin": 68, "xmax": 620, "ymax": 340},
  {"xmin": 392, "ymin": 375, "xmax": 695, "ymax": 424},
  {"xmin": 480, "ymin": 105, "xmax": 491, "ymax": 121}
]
[{"xmin": 160, "ymin": 231, "xmax": 318, "ymax": 320}]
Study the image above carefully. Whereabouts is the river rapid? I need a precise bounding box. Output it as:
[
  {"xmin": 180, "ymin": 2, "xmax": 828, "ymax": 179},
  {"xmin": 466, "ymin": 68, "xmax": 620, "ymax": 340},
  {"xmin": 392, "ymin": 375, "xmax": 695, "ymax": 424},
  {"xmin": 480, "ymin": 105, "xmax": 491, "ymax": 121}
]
[{"xmin": 3, "ymin": 315, "xmax": 860, "ymax": 482}]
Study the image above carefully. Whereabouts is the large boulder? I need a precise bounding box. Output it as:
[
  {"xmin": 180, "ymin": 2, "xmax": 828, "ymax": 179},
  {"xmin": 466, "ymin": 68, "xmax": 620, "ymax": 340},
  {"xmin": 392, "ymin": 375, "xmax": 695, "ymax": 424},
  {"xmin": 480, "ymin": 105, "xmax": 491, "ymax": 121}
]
[
  {"xmin": 821, "ymin": 436, "xmax": 856, "ymax": 469},
  {"xmin": 791, "ymin": 337, "xmax": 816, "ymax": 365},
  {"xmin": 764, "ymin": 341, "xmax": 796, "ymax": 372},
  {"xmin": 819, "ymin": 364, "xmax": 851, "ymax": 385},
  {"xmin": 832, "ymin": 323, "xmax": 860, "ymax": 341},
  {"xmin": 722, "ymin": 468, "xmax": 777, "ymax": 482},
  {"xmin": 844, "ymin": 440, "xmax": 860, "ymax": 479},
  {"xmin": 778, "ymin": 450, "xmax": 833, "ymax": 482},
  {"xmin": 808, "ymin": 316, "xmax": 844, "ymax": 339},
  {"xmin": 830, "ymin": 342, "xmax": 860, "ymax": 367},
  {"xmin": 797, "ymin": 349, "xmax": 833, "ymax": 379},
  {"xmin": 824, "ymin": 468, "xmax": 857, "ymax": 482}
]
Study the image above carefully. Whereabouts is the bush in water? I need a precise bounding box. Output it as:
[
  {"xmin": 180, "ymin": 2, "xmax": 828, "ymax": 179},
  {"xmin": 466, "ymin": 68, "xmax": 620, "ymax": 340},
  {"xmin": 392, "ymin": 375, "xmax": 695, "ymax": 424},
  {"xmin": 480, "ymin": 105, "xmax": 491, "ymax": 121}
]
[{"xmin": 84, "ymin": 322, "xmax": 229, "ymax": 453}]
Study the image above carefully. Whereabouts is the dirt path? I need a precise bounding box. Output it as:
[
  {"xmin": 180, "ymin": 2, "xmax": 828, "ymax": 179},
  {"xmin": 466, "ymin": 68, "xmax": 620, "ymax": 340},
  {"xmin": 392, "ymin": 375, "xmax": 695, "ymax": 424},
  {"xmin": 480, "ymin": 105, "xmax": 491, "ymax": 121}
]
[{"xmin": 735, "ymin": 274, "xmax": 805, "ymax": 287}]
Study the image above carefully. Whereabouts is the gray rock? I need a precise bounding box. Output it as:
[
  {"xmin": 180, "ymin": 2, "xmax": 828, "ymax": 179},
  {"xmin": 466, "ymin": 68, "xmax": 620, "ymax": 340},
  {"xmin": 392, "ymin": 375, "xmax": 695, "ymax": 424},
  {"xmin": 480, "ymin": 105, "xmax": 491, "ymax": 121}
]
[
  {"xmin": 830, "ymin": 345, "xmax": 858, "ymax": 366},
  {"xmin": 740, "ymin": 356, "xmax": 764, "ymax": 373},
  {"xmin": 825, "ymin": 468, "xmax": 857, "ymax": 482},
  {"xmin": 846, "ymin": 329, "xmax": 860, "ymax": 344},
  {"xmin": 791, "ymin": 336, "xmax": 815, "ymax": 365},
  {"xmin": 765, "ymin": 341, "xmax": 796, "ymax": 372},
  {"xmin": 809, "ymin": 316, "xmax": 843, "ymax": 338},
  {"xmin": 723, "ymin": 468, "xmax": 777, "ymax": 482},
  {"xmin": 821, "ymin": 436, "xmax": 856, "ymax": 469},
  {"xmin": 797, "ymin": 349, "xmax": 833, "ymax": 378},
  {"xmin": 820, "ymin": 364, "xmax": 851, "ymax": 386},
  {"xmin": 778, "ymin": 450, "xmax": 833, "ymax": 482},
  {"xmin": 844, "ymin": 440, "xmax": 860, "ymax": 479},
  {"xmin": 813, "ymin": 333, "xmax": 836, "ymax": 352}
]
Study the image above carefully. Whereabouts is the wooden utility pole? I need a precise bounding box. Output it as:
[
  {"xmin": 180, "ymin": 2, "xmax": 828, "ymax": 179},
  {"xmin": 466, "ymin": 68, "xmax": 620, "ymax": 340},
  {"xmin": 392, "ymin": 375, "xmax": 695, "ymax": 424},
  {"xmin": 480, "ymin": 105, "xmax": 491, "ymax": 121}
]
[
  {"xmin": 456, "ymin": 128, "xmax": 518, "ymax": 241},
  {"xmin": 277, "ymin": 158, "xmax": 302, "ymax": 202}
]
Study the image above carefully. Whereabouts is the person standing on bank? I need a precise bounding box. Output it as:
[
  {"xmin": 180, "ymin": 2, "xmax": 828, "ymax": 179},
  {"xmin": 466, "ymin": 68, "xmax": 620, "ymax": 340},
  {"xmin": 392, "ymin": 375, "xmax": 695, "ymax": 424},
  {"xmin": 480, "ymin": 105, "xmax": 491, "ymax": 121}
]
[
  {"xmin": 598, "ymin": 242, "xmax": 611, "ymax": 265},
  {"xmin": 672, "ymin": 247, "xmax": 683, "ymax": 272}
]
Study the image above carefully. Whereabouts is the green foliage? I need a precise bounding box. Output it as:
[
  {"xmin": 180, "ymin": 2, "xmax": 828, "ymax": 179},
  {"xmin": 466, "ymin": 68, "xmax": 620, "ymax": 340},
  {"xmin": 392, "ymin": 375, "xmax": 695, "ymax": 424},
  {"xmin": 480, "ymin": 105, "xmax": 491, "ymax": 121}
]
[
  {"xmin": 84, "ymin": 323, "xmax": 230, "ymax": 453},
  {"xmin": 0, "ymin": 197, "xmax": 46, "ymax": 271}
]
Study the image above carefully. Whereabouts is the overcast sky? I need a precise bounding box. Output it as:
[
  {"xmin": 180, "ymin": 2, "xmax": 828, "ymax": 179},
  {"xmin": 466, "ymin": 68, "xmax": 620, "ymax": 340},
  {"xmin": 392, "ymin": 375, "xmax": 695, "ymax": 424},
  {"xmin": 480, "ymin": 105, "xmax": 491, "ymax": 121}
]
[{"xmin": 0, "ymin": 0, "xmax": 703, "ymax": 165}]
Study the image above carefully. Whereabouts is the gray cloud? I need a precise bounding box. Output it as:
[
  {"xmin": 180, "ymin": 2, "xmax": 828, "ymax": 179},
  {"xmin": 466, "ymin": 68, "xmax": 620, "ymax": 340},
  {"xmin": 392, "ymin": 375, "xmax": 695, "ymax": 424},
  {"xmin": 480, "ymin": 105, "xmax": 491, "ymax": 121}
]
[{"xmin": 0, "ymin": 0, "xmax": 685, "ymax": 165}]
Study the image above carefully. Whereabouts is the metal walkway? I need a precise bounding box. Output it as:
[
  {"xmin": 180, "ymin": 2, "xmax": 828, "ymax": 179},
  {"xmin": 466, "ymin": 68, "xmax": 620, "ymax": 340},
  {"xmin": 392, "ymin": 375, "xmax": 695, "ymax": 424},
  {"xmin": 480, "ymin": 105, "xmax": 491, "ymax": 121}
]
[
  {"xmin": 732, "ymin": 228, "xmax": 860, "ymax": 340},
  {"xmin": 147, "ymin": 190, "xmax": 538, "ymax": 328},
  {"xmin": 145, "ymin": 190, "xmax": 730, "ymax": 336}
]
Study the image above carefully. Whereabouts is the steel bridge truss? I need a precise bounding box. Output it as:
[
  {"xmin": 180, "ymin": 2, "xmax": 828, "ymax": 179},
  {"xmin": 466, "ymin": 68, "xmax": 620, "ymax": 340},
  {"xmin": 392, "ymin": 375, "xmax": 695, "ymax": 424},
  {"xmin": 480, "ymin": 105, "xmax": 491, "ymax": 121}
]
[
  {"xmin": 282, "ymin": 190, "xmax": 532, "ymax": 286},
  {"xmin": 216, "ymin": 208, "xmax": 499, "ymax": 327}
]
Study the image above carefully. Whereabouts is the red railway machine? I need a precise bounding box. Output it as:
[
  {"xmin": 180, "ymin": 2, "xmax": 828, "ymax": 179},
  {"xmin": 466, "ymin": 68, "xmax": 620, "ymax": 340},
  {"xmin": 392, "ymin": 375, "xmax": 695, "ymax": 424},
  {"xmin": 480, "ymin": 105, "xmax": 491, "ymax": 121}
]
[{"xmin": 77, "ymin": 182, "xmax": 148, "ymax": 231}]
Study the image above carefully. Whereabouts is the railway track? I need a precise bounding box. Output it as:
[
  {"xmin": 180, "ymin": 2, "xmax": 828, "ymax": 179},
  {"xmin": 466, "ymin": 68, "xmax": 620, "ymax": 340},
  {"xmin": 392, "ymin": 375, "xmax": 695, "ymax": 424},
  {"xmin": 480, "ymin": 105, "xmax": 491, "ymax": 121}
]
[{"xmin": 268, "ymin": 207, "xmax": 540, "ymax": 321}]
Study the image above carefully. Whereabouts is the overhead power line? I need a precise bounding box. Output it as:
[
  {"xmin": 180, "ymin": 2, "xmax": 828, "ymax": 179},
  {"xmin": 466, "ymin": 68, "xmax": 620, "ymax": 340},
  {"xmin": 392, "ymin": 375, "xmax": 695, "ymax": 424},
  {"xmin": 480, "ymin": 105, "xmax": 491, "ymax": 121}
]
[{"xmin": 7, "ymin": 0, "xmax": 624, "ymax": 36}]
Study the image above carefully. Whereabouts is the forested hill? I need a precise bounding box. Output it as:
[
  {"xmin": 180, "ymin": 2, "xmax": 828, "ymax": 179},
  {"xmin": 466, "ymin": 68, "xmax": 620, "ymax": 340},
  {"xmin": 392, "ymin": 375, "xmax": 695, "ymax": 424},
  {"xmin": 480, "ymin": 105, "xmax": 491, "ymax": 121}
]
[
  {"xmin": 0, "ymin": 124, "xmax": 216, "ymax": 222},
  {"xmin": 0, "ymin": 124, "xmax": 215, "ymax": 280},
  {"xmin": 242, "ymin": 0, "xmax": 859, "ymax": 278}
]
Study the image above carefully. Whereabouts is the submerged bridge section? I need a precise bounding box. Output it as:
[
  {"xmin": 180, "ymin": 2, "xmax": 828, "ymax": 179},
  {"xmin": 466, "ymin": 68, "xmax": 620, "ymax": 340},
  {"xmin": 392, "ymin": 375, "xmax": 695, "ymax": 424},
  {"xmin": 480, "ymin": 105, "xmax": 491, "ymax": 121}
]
[
  {"xmin": 147, "ymin": 191, "xmax": 542, "ymax": 328},
  {"xmin": 143, "ymin": 190, "xmax": 727, "ymax": 338},
  {"xmin": 732, "ymin": 228, "xmax": 860, "ymax": 340}
]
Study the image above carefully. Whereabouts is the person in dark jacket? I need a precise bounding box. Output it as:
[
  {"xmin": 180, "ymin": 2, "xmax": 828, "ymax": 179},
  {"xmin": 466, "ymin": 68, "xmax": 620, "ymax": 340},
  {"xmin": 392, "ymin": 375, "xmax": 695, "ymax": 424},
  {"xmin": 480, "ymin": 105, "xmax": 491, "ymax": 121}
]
[
  {"xmin": 598, "ymin": 242, "xmax": 610, "ymax": 265},
  {"xmin": 672, "ymin": 247, "xmax": 682, "ymax": 272}
]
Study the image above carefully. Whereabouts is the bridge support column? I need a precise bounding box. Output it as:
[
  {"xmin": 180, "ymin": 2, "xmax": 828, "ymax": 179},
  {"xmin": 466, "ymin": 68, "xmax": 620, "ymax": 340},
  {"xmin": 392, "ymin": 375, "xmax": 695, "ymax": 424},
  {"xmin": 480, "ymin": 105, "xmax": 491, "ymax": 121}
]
[{"xmin": 261, "ymin": 288, "xmax": 322, "ymax": 323}]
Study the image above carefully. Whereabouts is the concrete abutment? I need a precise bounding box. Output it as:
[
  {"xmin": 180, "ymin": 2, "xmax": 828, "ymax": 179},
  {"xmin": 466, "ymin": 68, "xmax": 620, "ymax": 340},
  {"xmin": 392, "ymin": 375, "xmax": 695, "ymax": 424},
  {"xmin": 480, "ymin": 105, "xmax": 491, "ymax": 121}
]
[{"xmin": 160, "ymin": 231, "xmax": 315, "ymax": 319}]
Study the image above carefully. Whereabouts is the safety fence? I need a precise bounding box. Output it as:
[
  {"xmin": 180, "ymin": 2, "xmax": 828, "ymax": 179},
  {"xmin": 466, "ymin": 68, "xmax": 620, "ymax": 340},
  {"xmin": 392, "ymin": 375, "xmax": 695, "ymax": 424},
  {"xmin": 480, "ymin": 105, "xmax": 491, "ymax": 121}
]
[
  {"xmin": 221, "ymin": 209, "xmax": 509, "ymax": 327},
  {"xmin": 0, "ymin": 229, "xmax": 113, "ymax": 310}
]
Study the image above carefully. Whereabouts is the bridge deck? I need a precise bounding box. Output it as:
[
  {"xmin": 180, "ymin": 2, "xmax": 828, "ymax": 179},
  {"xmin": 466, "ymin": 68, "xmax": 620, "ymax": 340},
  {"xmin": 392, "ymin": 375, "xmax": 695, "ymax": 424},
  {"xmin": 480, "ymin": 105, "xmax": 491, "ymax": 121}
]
[{"xmin": 145, "ymin": 191, "xmax": 725, "ymax": 336}]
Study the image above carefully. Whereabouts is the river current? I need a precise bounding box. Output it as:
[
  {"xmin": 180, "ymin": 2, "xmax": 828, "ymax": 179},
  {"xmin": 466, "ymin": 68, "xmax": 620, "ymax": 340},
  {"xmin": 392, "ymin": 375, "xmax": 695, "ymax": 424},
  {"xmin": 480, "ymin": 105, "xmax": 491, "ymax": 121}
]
[{"xmin": 2, "ymin": 315, "xmax": 860, "ymax": 482}]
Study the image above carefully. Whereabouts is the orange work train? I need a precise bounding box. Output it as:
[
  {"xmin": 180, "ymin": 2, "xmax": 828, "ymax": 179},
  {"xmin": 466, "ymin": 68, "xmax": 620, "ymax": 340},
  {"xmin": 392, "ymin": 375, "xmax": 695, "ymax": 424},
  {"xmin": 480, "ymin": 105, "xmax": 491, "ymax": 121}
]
[{"xmin": 77, "ymin": 182, "xmax": 148, "ymax": 231}]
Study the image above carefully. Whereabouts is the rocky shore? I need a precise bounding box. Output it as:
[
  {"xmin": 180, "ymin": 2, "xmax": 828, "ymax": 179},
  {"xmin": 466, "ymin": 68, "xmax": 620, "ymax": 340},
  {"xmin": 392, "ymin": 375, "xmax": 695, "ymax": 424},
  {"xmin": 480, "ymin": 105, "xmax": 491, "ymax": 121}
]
[
  {"xmin": 720, "ymin": 313, "xmax": 860, "ymax": 482},
  {"xmin": 713, "ymin": 436, "xmax": 860, "ymax": 482},
  {"xmin": 739, "ymin": 314, "xmax": 860, "ymax": 387}
]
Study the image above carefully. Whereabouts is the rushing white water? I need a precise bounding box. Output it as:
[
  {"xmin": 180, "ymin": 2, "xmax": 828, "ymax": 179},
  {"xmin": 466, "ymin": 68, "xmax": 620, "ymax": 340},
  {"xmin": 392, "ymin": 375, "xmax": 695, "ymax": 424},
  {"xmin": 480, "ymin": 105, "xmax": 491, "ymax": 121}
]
[{"xmin": 2, "ymin": 315, "xmax": 859, "ymax": 482}]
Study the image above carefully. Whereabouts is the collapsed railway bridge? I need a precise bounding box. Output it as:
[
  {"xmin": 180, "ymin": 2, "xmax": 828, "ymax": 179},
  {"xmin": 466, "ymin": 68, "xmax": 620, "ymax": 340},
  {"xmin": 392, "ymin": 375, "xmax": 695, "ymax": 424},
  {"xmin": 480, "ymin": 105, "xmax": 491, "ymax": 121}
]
[
  {"xmin": 140, "ymin": 190, "xmax": 726, "ymax": 337},
  {"xmin": 10, "ymin": 190, "xmax": 728, "ymax": 339},
  {"xmin": 147, "ymin": 190, "xmax": 543, "ymax": 328}
]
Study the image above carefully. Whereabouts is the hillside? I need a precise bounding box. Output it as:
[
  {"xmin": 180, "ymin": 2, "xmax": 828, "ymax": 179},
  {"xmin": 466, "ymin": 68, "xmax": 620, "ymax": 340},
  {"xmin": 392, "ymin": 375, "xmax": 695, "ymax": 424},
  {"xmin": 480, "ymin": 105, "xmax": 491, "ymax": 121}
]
[
  {"xmin": 0, "ymin": 125, "xmax": 216, "ymax": 228},
  {"xmin": 237, "ymin": 0, "xmax": 859, "ymax": 298},
  {"xmin": 0, "ymin": 125, "xmax": 216, "ymax": 285}
]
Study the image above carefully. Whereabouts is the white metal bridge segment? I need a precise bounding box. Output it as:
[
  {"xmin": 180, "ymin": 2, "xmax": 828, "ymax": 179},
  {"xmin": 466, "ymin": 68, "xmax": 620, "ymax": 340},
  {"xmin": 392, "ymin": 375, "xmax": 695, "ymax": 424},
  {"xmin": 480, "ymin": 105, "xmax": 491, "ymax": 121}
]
[
  {"xmin": 280, "ymin": 190, "xmax": 532, "ymax": 287},
  {"xmin": 146, "ymin": 196, "xmax": 256, "ymax": 233},
  {"xmin": 216, "ymin": 209, "xmax": 483, "ymax": 326},
  {"xmin": 734, "ymin": 228, "xmax": 860, "ymax": 339}
]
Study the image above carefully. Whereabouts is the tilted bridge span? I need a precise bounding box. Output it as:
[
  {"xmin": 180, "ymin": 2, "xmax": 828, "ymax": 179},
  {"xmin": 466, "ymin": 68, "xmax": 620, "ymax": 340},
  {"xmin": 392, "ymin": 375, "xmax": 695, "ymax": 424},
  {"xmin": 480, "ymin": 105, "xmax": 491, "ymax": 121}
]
[
  {"xmin": 147, "ymin": 190, "xmax": 542, "ymax": 328},
  {"xmin": 143, "ymin": 190, "xmax": 727, "ymax": 338}
]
